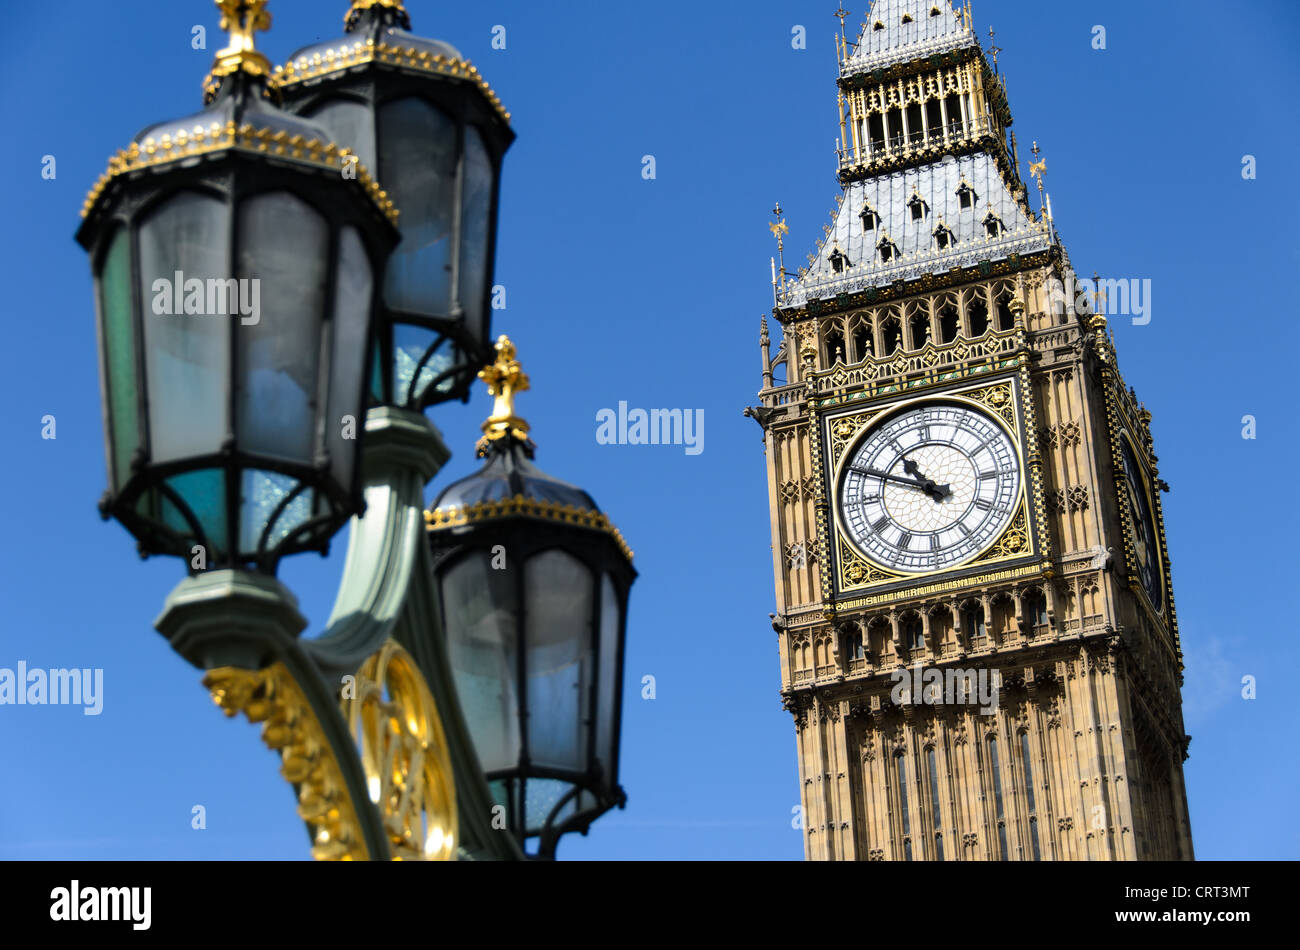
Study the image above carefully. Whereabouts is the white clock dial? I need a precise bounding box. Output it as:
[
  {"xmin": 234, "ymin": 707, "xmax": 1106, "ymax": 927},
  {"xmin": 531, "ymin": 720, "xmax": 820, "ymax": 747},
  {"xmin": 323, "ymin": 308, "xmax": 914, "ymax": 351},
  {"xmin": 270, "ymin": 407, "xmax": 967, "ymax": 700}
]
[{"xmin": 837, "ymin": 402, "xmax": 1021, "ymax": 573}]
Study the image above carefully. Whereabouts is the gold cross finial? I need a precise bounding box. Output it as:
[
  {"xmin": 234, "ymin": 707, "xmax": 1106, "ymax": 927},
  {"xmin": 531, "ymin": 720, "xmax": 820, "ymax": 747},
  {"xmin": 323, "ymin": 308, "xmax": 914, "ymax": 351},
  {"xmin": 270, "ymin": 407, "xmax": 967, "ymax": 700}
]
[
  {"xmin": 476, "ymin": 335, "xmax": 532, "ymax": 456},
  {"xmin": 987, "ymin": 26, "xmax": 1001, "ymax": 67},
  {"xmin": 206, "ymin": 0, "xmax": 272, "ymax": 97},
  {"xmin": 1029, "ymin": 141, "xmax": 1046, "ymax": 181},
  {"xmin": 770, "ymin": 203, "xmax": 789, "ymax": 283}
]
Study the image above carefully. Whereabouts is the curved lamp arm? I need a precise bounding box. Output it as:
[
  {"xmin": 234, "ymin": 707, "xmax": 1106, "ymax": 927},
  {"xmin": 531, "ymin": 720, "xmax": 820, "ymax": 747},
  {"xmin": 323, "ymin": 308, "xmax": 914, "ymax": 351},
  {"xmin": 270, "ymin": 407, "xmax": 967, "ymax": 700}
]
[{"xmin": 157, "ymin": 405, "xmax": 522, "ymax": 861}]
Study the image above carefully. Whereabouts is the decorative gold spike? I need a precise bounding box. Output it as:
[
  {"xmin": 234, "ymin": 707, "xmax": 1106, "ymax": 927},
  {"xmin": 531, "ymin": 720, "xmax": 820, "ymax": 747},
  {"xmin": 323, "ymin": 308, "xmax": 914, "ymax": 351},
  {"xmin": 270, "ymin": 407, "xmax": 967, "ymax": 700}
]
[
  {"xmin": 770, "ymin": 203, "xmax": 789, "ymax": 284},
  {"xmin": 476, "ymin": 335, "xmax": 531, "ymax": 456},
  {"xmin": 206, "ymin": 0, "xmax": 273, "ymax": 95}
]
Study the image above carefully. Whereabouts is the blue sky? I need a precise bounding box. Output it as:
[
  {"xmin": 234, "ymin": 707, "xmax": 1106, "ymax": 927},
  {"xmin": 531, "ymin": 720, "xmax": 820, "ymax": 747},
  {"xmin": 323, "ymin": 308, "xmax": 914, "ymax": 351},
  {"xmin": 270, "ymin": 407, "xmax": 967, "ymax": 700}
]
[{"xmin": 0, "ymin": 0, "xmax": 1296, "ymax": 860}]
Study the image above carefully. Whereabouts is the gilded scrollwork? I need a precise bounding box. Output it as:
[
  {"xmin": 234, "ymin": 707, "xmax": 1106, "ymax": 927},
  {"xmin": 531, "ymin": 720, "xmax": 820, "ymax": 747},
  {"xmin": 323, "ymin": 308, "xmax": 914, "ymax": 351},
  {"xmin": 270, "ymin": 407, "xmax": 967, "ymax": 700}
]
[{"xmin": 204, "ymin": 663, "xmax": 371, "ymax": 861}]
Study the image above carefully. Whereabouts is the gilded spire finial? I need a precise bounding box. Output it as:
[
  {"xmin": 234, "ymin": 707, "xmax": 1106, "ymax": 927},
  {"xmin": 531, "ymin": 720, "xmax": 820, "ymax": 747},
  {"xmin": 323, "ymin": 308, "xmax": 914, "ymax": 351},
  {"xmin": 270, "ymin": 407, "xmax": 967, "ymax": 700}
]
[
  {"xmin": 1029, "ymin": 140, "xmax": 1049, "ymax": 221},
  {"xmin": 769, "ymin": 202, "xmax": 790, "ymax": 290},
  {"xmin": 207, "ymin": 0, "xmax": 272, "ymax": 92},
  {"xmin": 987, "ymin": 26, "xmax": 1001, "ymax": 70},
  {"xmin": 476, "ymin": 335, "xmax": 532, "ymax": 457}
]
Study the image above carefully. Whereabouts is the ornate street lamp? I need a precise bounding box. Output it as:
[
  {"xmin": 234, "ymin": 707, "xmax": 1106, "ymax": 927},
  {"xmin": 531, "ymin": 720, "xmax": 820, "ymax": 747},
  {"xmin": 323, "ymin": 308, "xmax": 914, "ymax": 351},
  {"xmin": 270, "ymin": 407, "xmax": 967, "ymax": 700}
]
[
  {"xmin": 275, "ymin": 0, "xmax": 515, "ymax": 409},
  {"xmin": 75, "ymin": 0, "xmax": 399, "ymax": 580},
  {"xmin": 427, "ymin": 337, "xmax": 637, "ymax": 858},
  {"xmin": 74, "ymin": 0, "xmax": 631, "ymax": 863}
]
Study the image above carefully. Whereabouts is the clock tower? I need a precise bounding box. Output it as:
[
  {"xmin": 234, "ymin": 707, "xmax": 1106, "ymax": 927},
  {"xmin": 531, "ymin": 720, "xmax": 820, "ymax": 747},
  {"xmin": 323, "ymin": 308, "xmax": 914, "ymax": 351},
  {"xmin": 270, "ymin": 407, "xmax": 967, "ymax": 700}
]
[{"xmin": 754, "ymin": 0, "xmax": 1193, "ymax": 860}]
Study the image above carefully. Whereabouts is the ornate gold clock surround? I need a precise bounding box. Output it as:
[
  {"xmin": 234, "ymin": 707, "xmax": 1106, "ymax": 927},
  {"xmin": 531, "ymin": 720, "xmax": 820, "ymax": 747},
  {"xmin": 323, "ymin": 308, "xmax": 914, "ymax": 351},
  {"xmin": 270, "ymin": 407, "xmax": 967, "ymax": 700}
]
[{"xmin": 820, "ymin": 376, "xmax": 1044, "ymax": 602}]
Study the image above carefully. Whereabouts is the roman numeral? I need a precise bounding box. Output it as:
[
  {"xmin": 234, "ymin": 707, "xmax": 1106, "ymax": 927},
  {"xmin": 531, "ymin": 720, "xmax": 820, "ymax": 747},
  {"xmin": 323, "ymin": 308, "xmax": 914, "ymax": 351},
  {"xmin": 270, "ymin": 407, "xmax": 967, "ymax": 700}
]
[
  {"xmin": 872, "ymin": 516, "xmax": 890, "ymax": 533},
  {"xmin": 897, "ymin": 531, "xmax": 912, "ymax": 550}
]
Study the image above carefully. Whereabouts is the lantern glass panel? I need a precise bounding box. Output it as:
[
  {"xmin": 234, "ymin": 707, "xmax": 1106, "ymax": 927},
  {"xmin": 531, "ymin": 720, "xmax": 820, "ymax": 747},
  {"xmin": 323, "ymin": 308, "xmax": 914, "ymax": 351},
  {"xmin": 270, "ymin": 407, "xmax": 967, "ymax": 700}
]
[
  {"xmin": 378, "ymin": 96, "xmax": 458, "ymax": 317},
  {"xmin": 596, "ymin": 573, "xmax": 621, "ymax": 780},
  {"xmin": 524, "ymin": 549, "xmax": 593, "ymax": 772},
  {"xmin": 236, "ymin": 191, "xmax": 328, "ymax": 466},
  {"xmin": 326, "ymin": 226, "xmax": 373, "ymax": 490},
  {"xmin": 97, "ymin": 227, "xmax": 138, "ymax": 491},
  {"xmin": 458, "ymin": 126, "xmax": 493, "ymax": 347},
  {"xmin": 526, "ymin": 777, "xmax": 577, "ymax": 832},
  {"xmin": 160, "ymin": 468, "xmax": 227, "ymax": 550},
  {"xmin": 441, "ymin": 551, "xmax": 522, "ymax": 773},
  {"xmin": 138, "ymin": 190, "xmax": 230, "ymax": 463},
  {"xmin": 305, "ymin": 98, "xmax": 376, "ymax": 171},
  {"xmin": 239, "ymin": 469, "xmax": 313, "ymax": 553},
  {"xmin": 392, "ymin": 323, "xmax": 451, "ymax": 404}
]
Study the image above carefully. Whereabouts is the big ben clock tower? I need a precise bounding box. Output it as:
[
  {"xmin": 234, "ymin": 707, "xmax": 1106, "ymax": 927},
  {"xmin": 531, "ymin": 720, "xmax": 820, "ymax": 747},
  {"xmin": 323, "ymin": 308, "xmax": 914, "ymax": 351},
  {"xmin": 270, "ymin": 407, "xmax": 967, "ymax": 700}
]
[{"xmin": 754, "ymin": 0, "xmax": 1194, "ymax": 861}]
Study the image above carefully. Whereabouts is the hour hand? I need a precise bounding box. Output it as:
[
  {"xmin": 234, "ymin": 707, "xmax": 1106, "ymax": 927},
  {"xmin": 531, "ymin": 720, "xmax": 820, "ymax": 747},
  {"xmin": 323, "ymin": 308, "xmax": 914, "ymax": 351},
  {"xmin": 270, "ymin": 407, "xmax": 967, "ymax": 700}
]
[{"xmin": 900, "ymin": 458, "xmax": 951, "ymax": 501}]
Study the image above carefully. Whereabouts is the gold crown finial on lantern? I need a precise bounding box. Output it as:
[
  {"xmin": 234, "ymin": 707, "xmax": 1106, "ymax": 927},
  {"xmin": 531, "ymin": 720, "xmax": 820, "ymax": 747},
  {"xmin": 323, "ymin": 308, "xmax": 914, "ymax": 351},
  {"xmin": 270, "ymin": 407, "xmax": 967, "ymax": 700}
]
[
  {"xmin": 476, "ymin": 335, "xmax": 532, "ymax": 457},
  {"xmin": 205, "ymin": 0, "xmax": 273, "ymax": 98}
]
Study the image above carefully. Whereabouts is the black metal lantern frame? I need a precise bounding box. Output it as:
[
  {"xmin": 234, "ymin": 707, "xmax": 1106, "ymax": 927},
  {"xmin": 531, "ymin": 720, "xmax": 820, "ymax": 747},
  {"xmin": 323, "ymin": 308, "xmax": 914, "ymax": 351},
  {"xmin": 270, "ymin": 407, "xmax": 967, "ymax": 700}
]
[
  {"xmin": 76, "ymin": 75, "xmax": 400, "ymax": 574},
  {"xmin": 275, "ymin": 4, "xmax": 516, "ymax": 410},
  {"xmin": 428, "ymin": 507, "xmax": 636, "ymax": 858}
]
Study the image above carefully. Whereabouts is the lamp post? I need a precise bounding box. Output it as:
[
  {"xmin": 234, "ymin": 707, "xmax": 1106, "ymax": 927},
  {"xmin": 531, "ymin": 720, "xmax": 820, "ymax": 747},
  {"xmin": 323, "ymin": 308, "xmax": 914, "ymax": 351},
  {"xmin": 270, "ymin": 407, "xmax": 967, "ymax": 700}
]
[{"xmin": 73, "ymin": 0, "xmax": 634, "ymax": 862}]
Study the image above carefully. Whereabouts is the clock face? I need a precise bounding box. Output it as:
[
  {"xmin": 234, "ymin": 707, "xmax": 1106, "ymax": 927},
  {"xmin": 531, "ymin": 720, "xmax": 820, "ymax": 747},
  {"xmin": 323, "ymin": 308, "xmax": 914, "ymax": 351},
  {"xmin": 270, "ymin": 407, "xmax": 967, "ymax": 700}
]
[
  {"xmin": 837, "ymin": 402, "xmax": 1021, "ymax": 573},
  {"xmin": 1119, "ymin": 435, "xmax": 1163, "ymax": 612}
]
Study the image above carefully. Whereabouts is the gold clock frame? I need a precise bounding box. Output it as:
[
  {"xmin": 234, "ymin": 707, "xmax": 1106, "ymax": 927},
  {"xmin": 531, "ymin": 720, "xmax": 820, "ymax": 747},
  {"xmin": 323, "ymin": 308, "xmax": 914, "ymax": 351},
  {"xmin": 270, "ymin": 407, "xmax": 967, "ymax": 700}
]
[
  {"xmin": 822, "ymin": 376, "xmax": 1038, "ymax": 597},
  {"xmin": 1113, "ymin": 427, "xmax": 1167, "ymax": 619}
]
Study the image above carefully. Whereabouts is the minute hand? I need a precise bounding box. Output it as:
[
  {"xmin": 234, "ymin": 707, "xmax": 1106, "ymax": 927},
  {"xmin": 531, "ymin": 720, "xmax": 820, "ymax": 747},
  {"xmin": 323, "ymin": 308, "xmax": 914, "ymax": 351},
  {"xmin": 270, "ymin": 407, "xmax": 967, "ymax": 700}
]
[{"xmin": 854, "ymin": 467, "xmax": 950, "ymax": 501}]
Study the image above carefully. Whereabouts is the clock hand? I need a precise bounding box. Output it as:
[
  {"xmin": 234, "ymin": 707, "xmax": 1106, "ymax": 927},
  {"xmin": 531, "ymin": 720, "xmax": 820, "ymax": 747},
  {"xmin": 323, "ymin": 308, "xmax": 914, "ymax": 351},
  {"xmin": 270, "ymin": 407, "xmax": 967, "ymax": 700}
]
[
  {"xmin": 856, "ymin": 467, "xmax": 950, "ymax": 503},
  {"xmin": 899, "ymin": 458, "xmax": 953, "ymax": 502}
]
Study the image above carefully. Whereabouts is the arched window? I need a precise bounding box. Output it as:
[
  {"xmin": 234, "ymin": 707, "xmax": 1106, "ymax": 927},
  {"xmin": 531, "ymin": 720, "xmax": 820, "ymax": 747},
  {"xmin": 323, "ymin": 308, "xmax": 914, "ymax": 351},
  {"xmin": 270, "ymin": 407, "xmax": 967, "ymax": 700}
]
[
  {"xmin": 851, "ymin": 322, "xmax": 873, "ymax": 362},
  {"xmin": 903, "ymin": 614, "xmax": 925, "ymax": 651},
  {"xmin": 968, "ymin": 294, "xmax": 990, "ymax": 336},
  {"xmin": 860, "ymin": 204, "xmax": 877, "ymax": 231},
  {"xmin": 824, "ymin": 326, "xmax": 846, "ymax": 366},
  {"xmin": 848, "ymin": 626, "xmax": 865, "ymax": 660},
  {"xmin": 989, "ymin": 735, "xmax": 1009, "ymax": 860},
  {"xmin": 895, "ymin": 752, "xmax": 913, "ymax": 861},
  {"xmin": 1021, "ymin": 730, "xmax": 1043, "ymax": 860},
  {"xmin": 886, "ymin": 107, "xmax": 904, "ymax": 150},
  {"xmin": 984, "ymin": 213, "xmax": 1004, "ymax": 238},
  {"xmin": 909, "ymin": 312, "xmax": 930, "ymax": 350},
  {"xmin": 1025, "ymin": 589, "xmax": 1048, "ymax": 632},
  {"xmin": 962, "ymin": 601, "xmax": 986, "ymax": 642},
  {"xmin": 933, "ymin": 225, "xmax": 956, "ymax": 250},
  {"xmin": 938, "ymin": 302, "xmax": 959, "ymax": 343},
  {"xmin": 882, "ymin": 316, "xmax": 903, "ymax": 355},
  {"xmin": 927, "ymin": 746, "xmax": 945, "ymax": 861},
  {"xmin": 996, "ymin": 289, "xmax": 1016, "ymax": 330}
]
